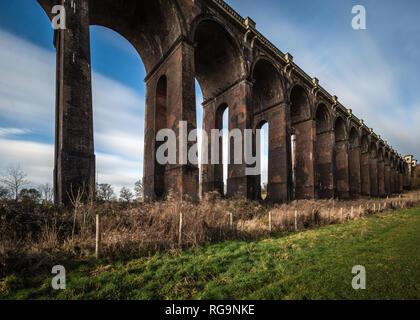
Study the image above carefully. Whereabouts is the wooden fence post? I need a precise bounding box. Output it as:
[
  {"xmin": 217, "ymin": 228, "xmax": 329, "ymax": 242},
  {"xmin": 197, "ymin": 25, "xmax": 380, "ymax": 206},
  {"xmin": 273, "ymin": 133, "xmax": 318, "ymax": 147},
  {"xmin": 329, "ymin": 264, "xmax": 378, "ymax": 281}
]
[
  {"xmin": 268, "ymin": 212, "xmax": 272, "ymax": 232},
  {"xmin": 95, "ymin": 214, "xmax": 101, "ymax": 259},
  {"xmin": 328, "ymin": 208, "xmax": 331, "ymax": 224},
  {"xmin": 359, "ymin": 205, "xmax": 362, "ymax": 217},
  {"xmin": 229, "ymin": 212, "xmax": 233, "ymax": 231},
  {"xmin": 340, "ymin": 208, "xmax": 344, "ymax": 223},
  {"xmin": 351, "ymin": 206, "xmax": 354, "ymax": 220},
  {"xmin": 294, "ymin": 210, "xmax": 298, "ymax": 231},
  {"xmin": 312, "ymin": 209, "xmax": 315, "ymax": 225},
  {"xmin": 178, "ymin": 210, "xmax": 183, "ymax": 247}
]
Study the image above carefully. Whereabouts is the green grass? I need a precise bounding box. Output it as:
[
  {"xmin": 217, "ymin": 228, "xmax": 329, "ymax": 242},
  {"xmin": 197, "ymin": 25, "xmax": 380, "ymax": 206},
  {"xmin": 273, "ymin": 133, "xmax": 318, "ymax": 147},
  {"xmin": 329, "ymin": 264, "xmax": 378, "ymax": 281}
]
[{"xmin": 2, "ymin": 207, "xmax": 420, "ymax": 300}]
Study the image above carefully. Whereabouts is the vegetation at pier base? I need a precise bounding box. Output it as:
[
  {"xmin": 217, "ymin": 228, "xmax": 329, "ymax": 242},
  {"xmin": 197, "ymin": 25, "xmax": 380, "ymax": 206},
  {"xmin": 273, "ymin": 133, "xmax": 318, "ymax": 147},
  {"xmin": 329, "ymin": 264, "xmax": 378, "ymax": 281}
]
[{"xmin": 1, "ymin": 203, "xmax": 420, "ymax": 300}]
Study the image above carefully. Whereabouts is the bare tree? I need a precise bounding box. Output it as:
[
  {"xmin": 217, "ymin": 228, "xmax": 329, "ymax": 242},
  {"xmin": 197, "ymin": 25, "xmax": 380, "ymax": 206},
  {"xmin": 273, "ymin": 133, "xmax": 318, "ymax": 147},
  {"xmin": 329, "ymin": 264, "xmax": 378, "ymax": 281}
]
[
  {"xmin": 1, "ymin": 166, "xmax": 29, "ymax": 201},
  {"xmin": 134, "ymin": 180, "xmax": 143, "ymax": 201},
  {"xmin": 120, "ymin": 187, "xmax": 134, "ymax": 203},
  {"xmin": 97, "ymin": 183, "xmax": 115, "ymax": 202}
]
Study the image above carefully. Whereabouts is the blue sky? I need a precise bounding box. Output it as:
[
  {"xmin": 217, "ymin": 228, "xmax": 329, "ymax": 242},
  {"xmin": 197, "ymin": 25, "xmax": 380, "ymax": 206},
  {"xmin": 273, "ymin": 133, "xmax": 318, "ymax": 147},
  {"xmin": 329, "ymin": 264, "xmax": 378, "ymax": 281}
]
[{"xmin": 0, "ymin": 0, "xmax": 419, "ymax": 193}]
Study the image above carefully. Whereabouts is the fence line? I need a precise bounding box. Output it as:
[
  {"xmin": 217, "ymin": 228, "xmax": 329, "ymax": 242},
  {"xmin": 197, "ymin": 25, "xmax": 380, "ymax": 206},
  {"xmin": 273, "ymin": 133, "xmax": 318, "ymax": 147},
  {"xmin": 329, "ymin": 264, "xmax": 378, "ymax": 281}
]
[{"xmin": 94, "ymin": 192, "xmax": 420, "ymax": 257}]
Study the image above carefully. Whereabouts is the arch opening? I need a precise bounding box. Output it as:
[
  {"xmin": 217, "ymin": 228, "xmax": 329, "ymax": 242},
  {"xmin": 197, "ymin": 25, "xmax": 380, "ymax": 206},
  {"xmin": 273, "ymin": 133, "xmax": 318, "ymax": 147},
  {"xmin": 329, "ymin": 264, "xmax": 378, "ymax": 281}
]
[
  {"xmin": 251, "ymin": 59, "xmax": 282, "ymax": 201},
  {"xmin": 377, "ymin": 148, "xmax": 385, "ymax": 196},
  {"xmin": 315, "ymin": 104, "xmax": 333, "ymax": 199},
  {"xmin": 334, "ymin": 117, "xmax": 350, "ymax": 199},
  {"xmin": 252, "ymin": 59, "xmax": 283, "ymax": 112},
  {"xmin": 194, "ymin": 20, "xmax": 245, "ymax": 101},
  {"xmin": 360, "ymin": 134, "xmax": 371, "ymax": 196},
  {"xmin": 89, "ymin": 0, "xmax": 182, "ymax": 74},
  {"xmin": 384, "ymin": 151, "xmax": 391, "ymax": 195},
  {"xmin": 90, "ymin": 26, "xmax": 146, "ymax": 201},
  {"xmin": 290, "ymin": 85, "xmax": 314, "ymax": 199},
  {"xmin": 348, "ymin": 127, "xmax": 361, "ymax": 197},
  {"xmin": 369, "ymin": 142, "xmax": 379, "ymax": 197}
]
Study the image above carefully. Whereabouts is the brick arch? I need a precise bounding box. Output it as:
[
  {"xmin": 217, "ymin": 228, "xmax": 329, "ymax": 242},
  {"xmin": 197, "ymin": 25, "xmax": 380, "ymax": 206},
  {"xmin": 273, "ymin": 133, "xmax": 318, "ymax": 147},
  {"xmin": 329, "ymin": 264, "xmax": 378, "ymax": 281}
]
[
  {"xmin": 389, "ymin": 154, "xmax": 395, "ymax": 193},
  {"xmin": 334, "ymin": 116, "xmax": 348, "ymax": 139},
  {"xmin": 289, "ymin": 83, "xmax": 315, "ymax": 199},
  {"xmin": 390, "ymin": 154, "xmax": 395, "ymax": 169},
  {"xmin": 384, "ymin": 150, "xmax": 391, "ymax": 195},
  {"xmin": 289, "ymin": 84, "xmax": 312, "ymax": 123},
  {"xmin": 334, "ymin": 116, "xmax": 350, "ymax": 198},
  {"xmin": 348, "ymin": 126, "xmax": 361, "ymax": 197},
  {"xmin": 193, "ymin": 17, "xmax": 246, "ymax": 101},
  {"xmin": 314, "ymin": 103, "xmax": 334, "ymax": 198},
  {"xmin": 384, "ymin": 150, "xmax": 390, "ymax": 163},
  {"xmin": 315, "ymin": 103, "xmax": 332, "ymax": 133},
  {"xmin": 377, "ymin": 147, "xmax": 384, "ymax": 161},
  {"xmin": 349, "ymin": 126, "xmax": 360, "ymax": 148},
  {"xmin": 377, "ymin": 147, "xmax": 386, "ymax": 196},
  {"xmin": 189, "ymin": 14, "xmax": 241, "ymax": 50},
  {"xmin": 370, "ymin": 141, "xmax": 378, "ymax": 159},
  {"xmin": 251, "ymin": 58, "xmax": 289, "ymax": 202},
  {"xmin": 250, "ymin": 56, "xmax": 281, "ymax": 77},
  {"xmin": 251, "ymin": 58, "xmax": 284, "ymax": 113},
  {"xmin": 89, "ymin": 0, "xmax": 185, "ymax": 74},
  {"xmin": 361, "ymin": 133, "xmax": 370, "ymax": 154},
  {"xmin": 369, "ymin": 141, "xmax": 379, "ymax": 196},
  {"xmin": 398, "ymin": 160, "xmax": 404, "ymax": 192}
]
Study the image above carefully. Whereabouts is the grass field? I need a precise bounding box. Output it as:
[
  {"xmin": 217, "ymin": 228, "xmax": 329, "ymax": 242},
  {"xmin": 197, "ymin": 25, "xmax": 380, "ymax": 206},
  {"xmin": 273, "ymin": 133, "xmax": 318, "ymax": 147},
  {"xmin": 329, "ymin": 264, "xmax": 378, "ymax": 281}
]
[{"xmin": 1, "ymin": 206, "xmax": 420, "ymax": 300}]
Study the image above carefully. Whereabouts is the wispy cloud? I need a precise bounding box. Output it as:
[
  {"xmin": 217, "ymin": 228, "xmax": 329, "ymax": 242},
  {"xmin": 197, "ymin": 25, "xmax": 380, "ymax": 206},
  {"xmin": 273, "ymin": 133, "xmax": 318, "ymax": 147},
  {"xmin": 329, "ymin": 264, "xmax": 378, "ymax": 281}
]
[
  {"xmin": 0, "ymin": 128, "xmax": 31, "ymax": 137},
  {"xmin": 0, "ymin": 29, "xmax": 144, "ymax": 192},
  {"xmin": 228, "ymin": 1, "xmax": 420, "ymax": 159},
  {"xmin": 0, "ymin": 138, "xmax": 53, "ymax": 186}
]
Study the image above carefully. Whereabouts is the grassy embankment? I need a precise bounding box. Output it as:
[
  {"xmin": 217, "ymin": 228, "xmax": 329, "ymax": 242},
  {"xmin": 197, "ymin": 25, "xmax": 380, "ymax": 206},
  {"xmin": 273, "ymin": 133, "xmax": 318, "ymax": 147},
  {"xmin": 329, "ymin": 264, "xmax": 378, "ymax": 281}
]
[{"xmin": 1, "ymin": 206, "xmax": 420, "ymax": 300}]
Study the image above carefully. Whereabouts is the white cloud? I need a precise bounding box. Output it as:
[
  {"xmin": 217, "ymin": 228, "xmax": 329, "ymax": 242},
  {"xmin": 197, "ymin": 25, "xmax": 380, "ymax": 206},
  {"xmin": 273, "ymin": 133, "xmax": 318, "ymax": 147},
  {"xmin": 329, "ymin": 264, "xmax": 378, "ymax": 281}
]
[
  {"xmin": 95, "ymin": 152, "xmax": 142, "ymax": 193},
  {"xmin": 249, "ymin": 9, "xmax": 420, "ymax": 159},
  {"xmin": 0, "ymin": 138, "xmax": 53, "ymax": 186},
  {"xmin": 0, "ymin": 29, "xmax": 145, "ymax": 191},
  {"xmin": 0, "ymin": 30, "xmax": 55, "ymax": 132},
  {"xmin": 0, "ymin": 128, "xmax": 31, "ymax": 137},
  {"xmin": 91, "ymin": 72, "xmax": 145, "ymax": 161},
  {"xmin": 0, "ymin": 138, "xmax": 141, "ymax": 193}
]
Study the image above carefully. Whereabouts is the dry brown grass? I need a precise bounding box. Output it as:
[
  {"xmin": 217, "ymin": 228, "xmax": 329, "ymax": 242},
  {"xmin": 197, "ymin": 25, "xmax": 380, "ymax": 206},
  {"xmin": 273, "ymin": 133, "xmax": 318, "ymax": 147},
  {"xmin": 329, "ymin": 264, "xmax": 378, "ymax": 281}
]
[{"xmin": 1, "ymin": 190, "xmax": 420, "ymax": 277}]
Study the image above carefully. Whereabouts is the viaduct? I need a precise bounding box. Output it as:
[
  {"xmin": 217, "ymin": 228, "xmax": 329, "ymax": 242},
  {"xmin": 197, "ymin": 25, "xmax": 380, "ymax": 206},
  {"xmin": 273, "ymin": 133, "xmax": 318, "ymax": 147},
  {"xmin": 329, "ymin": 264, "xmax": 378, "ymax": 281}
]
[{"xmin": 36, "ymin": 0, "xmax": 417, "ymax": 204}]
